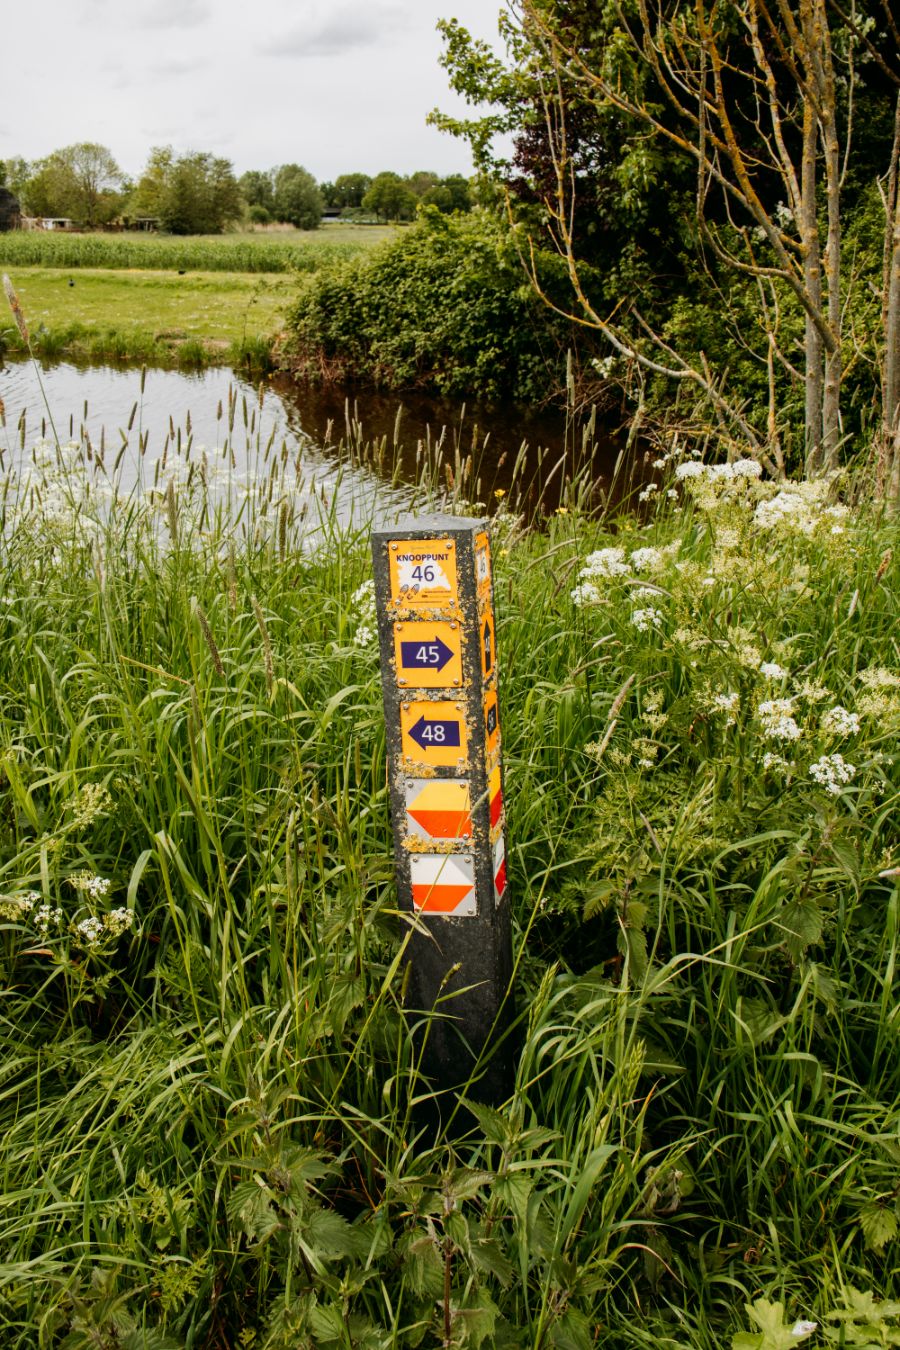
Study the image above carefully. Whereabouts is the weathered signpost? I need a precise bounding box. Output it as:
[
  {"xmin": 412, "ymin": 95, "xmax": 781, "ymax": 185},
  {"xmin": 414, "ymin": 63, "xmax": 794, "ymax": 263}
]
[{"xmin": 371, "ymin": 514, "xmax": 514, "ymax": 1106}]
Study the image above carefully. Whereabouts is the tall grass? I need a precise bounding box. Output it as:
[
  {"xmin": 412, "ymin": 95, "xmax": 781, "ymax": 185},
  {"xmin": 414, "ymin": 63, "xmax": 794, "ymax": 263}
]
[
  {"xmin": 0, "ymin": 396, "xmax": 897, "ymax": 1348},
  {"xmin": 0, "ymin": 232, "xmax": 381, "ymax": 275}
]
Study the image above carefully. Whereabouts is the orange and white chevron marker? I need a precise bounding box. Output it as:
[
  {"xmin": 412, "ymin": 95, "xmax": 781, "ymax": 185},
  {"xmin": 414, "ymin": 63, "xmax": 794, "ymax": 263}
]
[
  {"xmin": 410, "ymin": 854, "xmax": 476, "ymax": 915},
  {"xmin": 405, "ymin": 778, "xmax": 472, "ymax": 841}
]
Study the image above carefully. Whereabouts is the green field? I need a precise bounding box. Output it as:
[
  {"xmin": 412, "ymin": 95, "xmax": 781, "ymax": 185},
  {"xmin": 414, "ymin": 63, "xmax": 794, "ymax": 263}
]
[
  {"xmin": 0, "ymin": 423, "xmax": 898, "ymax": 1347},
  {"xmin": 2, "ymin": 266, "xmax": 293, "ymax": 366},
  {"xmin": 0, "ymin": 226, "xmax": 397, "ymax": 369}
]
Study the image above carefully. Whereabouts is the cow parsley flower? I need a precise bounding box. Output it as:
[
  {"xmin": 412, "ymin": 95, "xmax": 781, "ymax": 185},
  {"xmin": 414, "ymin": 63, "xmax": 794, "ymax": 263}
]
[
  {"xmin": 104, "ymin": 907, "xmax": 135, "ymax": 937},
  {"xmin": 570, "ymin": 580, "xmax": 602, "ymax": 608},
  {"xmin": 758, "ymin": 698, "xmax": 801, "ymax": 741},
  {"xmin": 631, "ymin": 607, "xmax": 663, "ymax": 632},
  {"xmin": 760, "ymin": 661, "xmax": 789, "ymax": 680},
  {"xmin": 582, "ymin": 547, "xmax": 629, "ymax": 578},
  {"xmin": 77, "ymin": 916, "xmax": 104, "ymax": 946},
  {"xmin": 809, "ymin": 753, "xmax": 855, "ymax": 794},
  {"xmin": 821, "ymin": 705, "xmax": 860, "ymax": 737}
]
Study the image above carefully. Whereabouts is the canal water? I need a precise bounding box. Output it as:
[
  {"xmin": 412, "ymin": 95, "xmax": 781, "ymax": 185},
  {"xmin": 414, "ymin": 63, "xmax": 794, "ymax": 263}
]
[{"xmin": 0, "ymin": 356, "xmax": 626, "ymax": 521}]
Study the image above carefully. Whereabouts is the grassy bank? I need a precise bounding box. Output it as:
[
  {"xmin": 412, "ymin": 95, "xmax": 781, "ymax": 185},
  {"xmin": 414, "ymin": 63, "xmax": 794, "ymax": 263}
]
[
  {"xmin": 0, "ymin": 412, "xmax": 898, "ymax": 1348},
  {"xmin": 1, "ymin": 267, "xmax": 293, "ymax": 370},
  {"xmin": 0, "ymin": 225, "xmax": 399, "ymax": 274},
  {"xmin": 0, "ymin": 228, "xmax": 398, "ymax": 372}
]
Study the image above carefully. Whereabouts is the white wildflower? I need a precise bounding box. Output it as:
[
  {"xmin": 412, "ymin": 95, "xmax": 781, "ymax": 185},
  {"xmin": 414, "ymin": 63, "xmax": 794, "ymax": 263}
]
[
  {"xmin": 760, "ymin": 661, "xmax": 789, "ymax": 680},
  {"xmin": 570, "ymin": 580, "xmax": 602, "ymax": 608},
  {"xmin": 631, "ymin": 607, "xmax": 663, "ymax": 632},
  {"xmin": 34, "ymin": 905, "xmax": 64, "ymax": 936},
  {"xmin": 809, "ymin": 753, "xmax": 856, "ymax": 795},
  {"xmin": 858, "ymin": 667, "xmax": 900, "ymax": 689},
  {"xmin": 762, "ymin": 752, "xmax": 791, "ymax": 772},
  {"xmin": 629, "ymin": 546, "xmax": 664, "ymax": 573},
  {"xmin": 638, "ymin": 483, "xmax": 659, "ymax": 502},
  {"xmin": 711, "ymin": 692, "xmax": 739, "ymax": 721},
  {"xmin": 821, "ymin": 705, "xmax": 860, "ymax": 737},
  {"xmin": 70, "ymin": 872, "xmax": 111, "ymax": 899},
  {"xmin": 76, "ymin": 916, "xmax": 104, "ymax": 946},
  {"xmin": 790, "ymin": 1322, "xmax": 817, "ymax": 1339},
  {"xmin": 581, "ymin": 547, "xmax": 629, "ymax": 578},
  {"xmin": 758, "ymin": 698, "xmax": 801, "ymax": 741},
  {"xmin": 674, "ymin": 462, "xmax": 705, "ymax": 480},
  {"xmin": 104, "ymin": 907, "xmax": 135, "ymax": 937}
]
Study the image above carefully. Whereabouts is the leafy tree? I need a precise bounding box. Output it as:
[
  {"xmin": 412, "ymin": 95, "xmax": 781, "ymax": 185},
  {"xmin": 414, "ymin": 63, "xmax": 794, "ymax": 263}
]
[
  {"xmin": 362, "ymin": 171, "xmax": 416, "ymax": 221},
  {"xmin": 239, "ymin": 169, "xmax": 276, "ymax": 215},
  {"xmin": 333, "ymin": 172, "xmax": 371, "ymax": 209},
  {"xmin": 22, "ymin": 143, "xmax": 123, "ymax": 225},
  {"xmin": 273, "ymin": 164, "xmax": 323, "ymax": 229},
  {"xmin": 406, "ymin": 170, "xmax": 441, "ymax": 198},
  {"xmin": 433, "ymin": 2, "xmax": 900, "ymax": 490},
  {"xmin": 422, "ymin": 174, "xmax": 472, "ymax": 213},
  {"xmin": 130, "ymin": 148, "xmax": 242, "ymax": 234}
]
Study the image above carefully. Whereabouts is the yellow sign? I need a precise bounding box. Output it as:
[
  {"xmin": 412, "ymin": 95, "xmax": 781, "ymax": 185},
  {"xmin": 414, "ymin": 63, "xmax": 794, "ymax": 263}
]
[
  {"xmin": 389, "ymin": 538, "xmax": 458, "ymax": 608},
  {"xmin": 400, "ymin": 700, "xmax": 468, "ymax": 767},
  {"xmin": 475, "ymin": 530, "xmax": 492, "ymax": 600},
  {"xmin": 394, "ymin": 621, "xmax": 463, "ymax": 689}
]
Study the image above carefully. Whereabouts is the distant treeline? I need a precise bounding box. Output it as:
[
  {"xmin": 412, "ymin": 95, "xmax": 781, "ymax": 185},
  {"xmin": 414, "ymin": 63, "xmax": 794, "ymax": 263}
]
[{"xmin": 0, "ymin": 147, "xmax": 475, "ymax": 234}]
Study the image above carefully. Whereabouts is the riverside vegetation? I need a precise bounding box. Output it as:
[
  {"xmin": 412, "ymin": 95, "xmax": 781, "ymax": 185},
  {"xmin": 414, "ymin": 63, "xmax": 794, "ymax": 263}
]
[{"xmin": 0, "ymin": 353, "xmax": 898, "ymax": 1348}]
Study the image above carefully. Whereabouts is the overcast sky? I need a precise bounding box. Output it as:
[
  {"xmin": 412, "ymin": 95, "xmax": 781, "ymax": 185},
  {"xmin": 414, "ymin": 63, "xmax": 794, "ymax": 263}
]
[{"xmin": 2, "ymin": 0, "xmax": 508, "ymax": 182}]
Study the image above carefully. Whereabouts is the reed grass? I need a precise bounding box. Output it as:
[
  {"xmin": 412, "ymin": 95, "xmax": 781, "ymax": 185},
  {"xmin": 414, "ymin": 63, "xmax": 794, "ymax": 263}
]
[
  {"xmin": 0, "ymin": 228, "xmax": 395, "ymax": 275},
  {"xmin": 0, "ymin": 383, "xmax": 897, "ymax": 1348}
]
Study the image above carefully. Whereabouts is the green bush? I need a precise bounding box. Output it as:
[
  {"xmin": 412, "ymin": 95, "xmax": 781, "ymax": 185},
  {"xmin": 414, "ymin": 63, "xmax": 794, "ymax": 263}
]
[{"xmin": 281, "ymin": 206, "xmax": 583, "ymax": 402}]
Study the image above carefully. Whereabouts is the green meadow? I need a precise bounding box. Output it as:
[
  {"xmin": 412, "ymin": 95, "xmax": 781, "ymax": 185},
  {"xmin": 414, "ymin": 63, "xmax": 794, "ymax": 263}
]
[
  {"xmin": 0, "ymin": 227, "xmax": 396, "ymax": 369},
  {"xmin": 0, "ymin": 398, "xmax": 897, "ymax": 1347}
]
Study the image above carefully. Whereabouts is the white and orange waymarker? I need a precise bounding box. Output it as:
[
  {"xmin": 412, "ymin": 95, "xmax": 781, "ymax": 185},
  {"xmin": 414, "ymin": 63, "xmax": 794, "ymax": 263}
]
[{"xmin": 371, "ymin": 513, "xmax": 513, "ymax": 1105}]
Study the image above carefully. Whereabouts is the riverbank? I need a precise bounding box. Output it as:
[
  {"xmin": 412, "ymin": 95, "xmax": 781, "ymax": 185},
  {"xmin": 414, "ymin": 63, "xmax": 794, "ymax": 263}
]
[
  {"xmin": 1, "ymin": 265, "xmax": 289, "ymax": 370},
  {"xmin": 0, "ymin": 426, "xmax": 897, "ymax": 1346}
]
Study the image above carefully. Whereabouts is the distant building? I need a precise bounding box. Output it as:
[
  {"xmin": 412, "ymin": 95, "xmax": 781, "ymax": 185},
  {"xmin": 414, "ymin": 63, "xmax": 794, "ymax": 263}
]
[
  {"xmin": 38, "ymin": 217, "xmax": 75, "ymax": 231},
  {"xmin": 0, "ymin": 188, "xmax": 21, "ymax": 231}
]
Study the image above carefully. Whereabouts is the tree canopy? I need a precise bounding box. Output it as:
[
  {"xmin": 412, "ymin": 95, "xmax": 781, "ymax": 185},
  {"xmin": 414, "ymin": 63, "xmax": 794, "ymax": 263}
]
[
  {"xmin": 130, "ymin": 148, "xmax": 242, "ymax": 234},
  {"xmin": 19, "ymin": 143, "xmax": 124, "ymax": 225}
]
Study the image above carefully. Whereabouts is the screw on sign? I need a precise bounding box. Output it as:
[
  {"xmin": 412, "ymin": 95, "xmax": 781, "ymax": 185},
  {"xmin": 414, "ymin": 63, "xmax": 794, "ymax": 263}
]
[{"xmin": 371, "ymin": 514, "xmax": 513, "ymax": 1108}]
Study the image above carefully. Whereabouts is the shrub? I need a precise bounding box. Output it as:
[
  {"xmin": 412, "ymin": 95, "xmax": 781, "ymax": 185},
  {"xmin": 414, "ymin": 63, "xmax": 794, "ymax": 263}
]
[{"xmin": 281, "ymin": 206, "xmax": 585, "ymax": 402}]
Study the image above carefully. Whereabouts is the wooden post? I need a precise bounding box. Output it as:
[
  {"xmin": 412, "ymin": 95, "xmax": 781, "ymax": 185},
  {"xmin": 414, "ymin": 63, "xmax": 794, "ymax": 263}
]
[{"xmin": 371, "ymin": 513, "xmax": 513, "ymax": 1105}]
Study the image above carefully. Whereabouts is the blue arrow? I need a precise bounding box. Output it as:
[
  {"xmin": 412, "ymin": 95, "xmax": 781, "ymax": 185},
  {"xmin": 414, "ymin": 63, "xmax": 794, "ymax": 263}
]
[
  {"xmin": 409, "ymin": 714, "xmax": 462, "ymax": 750},
  {"xmin": 400, "ymin": 636, "xmax": 454, "ymax": 670}
]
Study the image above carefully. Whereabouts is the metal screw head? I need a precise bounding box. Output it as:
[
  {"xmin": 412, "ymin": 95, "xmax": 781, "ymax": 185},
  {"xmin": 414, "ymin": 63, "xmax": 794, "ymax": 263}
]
[
  {"xmin": 399, "ymin": 678, "xmax": 407, "ymax": 686},
  {"xmin": 452, "ymin": 679, "xmax": 459, "ymax": 685},
  {"xmin": 391, "ymin": 543, "xmax": 398, "ymax": 550}
]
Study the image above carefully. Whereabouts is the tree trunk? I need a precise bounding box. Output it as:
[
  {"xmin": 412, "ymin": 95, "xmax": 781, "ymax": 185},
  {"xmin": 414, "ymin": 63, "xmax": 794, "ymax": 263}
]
[
  {"xmin": 817, "ymin": 0, "xmax": 843, "ymax": 472},
  {"xmin": 883, "ymin": 93, "xmax": 900, "ymax": 509},
  {"xmin": 801, "ymin": 94, "xmax": 825, "ymax": 475}
]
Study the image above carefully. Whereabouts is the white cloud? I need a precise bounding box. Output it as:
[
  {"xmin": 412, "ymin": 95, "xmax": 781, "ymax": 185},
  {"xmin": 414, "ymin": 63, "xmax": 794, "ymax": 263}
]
[
  {"xmin": 260, "ymin": 1, "xmax": 404, "ymax": 58},
  {"xmin": 136, "ymin": 0, "xmax": 211, "ymax": 29}
]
